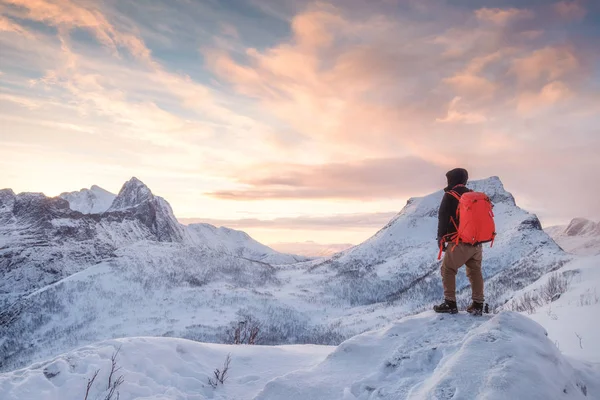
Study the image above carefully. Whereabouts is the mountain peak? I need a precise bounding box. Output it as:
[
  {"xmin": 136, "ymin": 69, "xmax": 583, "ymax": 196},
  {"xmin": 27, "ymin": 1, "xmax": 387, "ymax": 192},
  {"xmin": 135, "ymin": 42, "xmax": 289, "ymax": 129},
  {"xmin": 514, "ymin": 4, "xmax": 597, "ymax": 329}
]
[
  {"xmin": 108, "ymin": 177, "xmax": 153, "ymax": 211},
  {"xmin": 60, "ymin": 185, "xmax": 116, "ymax": 214},
  {"xmin": 565, "ymin": 218, "xmax": 600, "ymax": 237}
]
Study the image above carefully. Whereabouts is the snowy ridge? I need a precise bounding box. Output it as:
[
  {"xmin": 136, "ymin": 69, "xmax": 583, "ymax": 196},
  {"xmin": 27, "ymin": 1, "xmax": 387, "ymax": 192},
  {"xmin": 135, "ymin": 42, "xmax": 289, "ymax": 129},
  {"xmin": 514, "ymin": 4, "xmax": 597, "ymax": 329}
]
[
  {"xmin": 306, "ymin": 176, "xmax": 567, "ymax": 310},
  {"xmin": 187, "ymin": 223, "xmax": 309, "ymax": 264},
  {"xmin": 546, "ymin": 218, "xmax": 600, "ymax": 256},
  {"xmin": 255, "ymin": 312, "xmax": 599, "ymax": 400},
  {"xmin": 1, "ymin": 312, "xmax": 598, "ymax": 399},
  {"xmin": 59, "ymin": 185, "xmax": 116, "ymax": 214},
  {"xmin": 107, "ymin": 177, "xmax": 153, "ymax": 212}
]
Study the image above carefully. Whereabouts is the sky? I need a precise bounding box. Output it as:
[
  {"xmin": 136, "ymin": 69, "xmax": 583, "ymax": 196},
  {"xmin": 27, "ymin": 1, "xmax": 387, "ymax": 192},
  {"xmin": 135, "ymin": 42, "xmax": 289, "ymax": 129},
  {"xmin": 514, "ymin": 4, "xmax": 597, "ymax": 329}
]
[{"xmin": 1, "ymin": 0, "xmax": 599, "ymax": 246}]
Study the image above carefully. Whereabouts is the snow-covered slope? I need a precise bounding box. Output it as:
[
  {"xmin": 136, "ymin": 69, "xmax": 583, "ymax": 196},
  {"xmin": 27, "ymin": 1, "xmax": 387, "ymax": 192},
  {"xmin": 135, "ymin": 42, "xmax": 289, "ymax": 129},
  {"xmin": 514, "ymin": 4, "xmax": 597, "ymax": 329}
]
[
  {"xmin": 0, "ymin": 338, "xmax": 333, "ymax": 400},
  {"xmin": 546, "ymin": 218, "xmax": 600, "ymax": 256},
  {"xmin": 302, "ymin": 176, "xmax": 568, "ymax": 311},
  {"xmin": 255, "ymin": 312, "xmax": 599, "ymax": 400},
  {"xmin": 0, "ymin": 176, "xmax": 570, "ymax": 373},
  {"xmin": 188, "ymin": 223, "xmax": 308, "ymax": 264},
  {"xmin": 59, "ymin": 185, "xmax": 116, "ymax": 214},
  {"xmin": 1, "ymin": 312, "xmax": 598, "ymax": 400},
  {"xmin": 503, "ymin": 254, "xmax": 600, "ymax": 362}
]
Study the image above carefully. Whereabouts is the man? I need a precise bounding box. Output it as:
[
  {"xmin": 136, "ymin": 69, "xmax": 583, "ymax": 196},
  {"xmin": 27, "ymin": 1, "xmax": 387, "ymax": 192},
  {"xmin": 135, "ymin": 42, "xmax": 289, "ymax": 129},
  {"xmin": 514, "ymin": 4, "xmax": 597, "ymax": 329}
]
[{"xmin": 434, "ymin": 168, "xmax": 485, "ymax": 315}]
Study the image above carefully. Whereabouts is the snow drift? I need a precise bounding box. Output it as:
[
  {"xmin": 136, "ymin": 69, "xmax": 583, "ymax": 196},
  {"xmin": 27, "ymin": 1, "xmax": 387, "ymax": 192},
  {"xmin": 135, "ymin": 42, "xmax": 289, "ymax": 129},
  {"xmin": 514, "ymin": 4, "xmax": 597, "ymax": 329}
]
[
  {"xmin": 1, "ymin": 312, "xmax": 597, "ymax": 400},
  {"xmin": 255, "ymin": 312, "xmax": 599, "ymax": 400}
]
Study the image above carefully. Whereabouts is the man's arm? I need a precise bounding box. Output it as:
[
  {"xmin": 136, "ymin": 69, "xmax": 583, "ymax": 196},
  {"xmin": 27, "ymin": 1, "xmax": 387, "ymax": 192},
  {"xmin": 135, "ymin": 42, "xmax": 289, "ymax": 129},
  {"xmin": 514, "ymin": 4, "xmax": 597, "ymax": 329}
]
[{"xmin": 437, "ymin": 193, "xmax": 450, "ymax": 241}]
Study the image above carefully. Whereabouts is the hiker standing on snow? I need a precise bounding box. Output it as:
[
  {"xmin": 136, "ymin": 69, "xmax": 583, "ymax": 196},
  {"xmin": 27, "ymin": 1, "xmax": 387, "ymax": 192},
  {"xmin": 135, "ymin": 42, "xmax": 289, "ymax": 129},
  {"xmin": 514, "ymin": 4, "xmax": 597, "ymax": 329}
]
[{"xmin": 434, "ymin": 168, "xmax": 488, "ymax": 315}]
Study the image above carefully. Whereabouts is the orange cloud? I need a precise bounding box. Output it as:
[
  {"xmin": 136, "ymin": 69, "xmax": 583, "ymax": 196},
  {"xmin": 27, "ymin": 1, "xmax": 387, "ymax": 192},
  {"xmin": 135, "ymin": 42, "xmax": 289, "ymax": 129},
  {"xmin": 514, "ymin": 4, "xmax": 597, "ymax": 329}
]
[
  {"xmin": 553, "ymin": 1, "xmax": 587, "ymax": 21},
  {"xmin": 475, "ymin": 7, "xmax": 534, "ymax": 26},
  {"xmin": 206, "ymin": 156, "xmax": 447, "ymax": 201},
  {"xmin": 517, "ymin": 80, "xmax": 573, "ymax": 114},
  {"xmin": 436, "ymin": 97, "xmax": 487, "ymax": 124},
  {"xmin": 2, "ymin": 0, "xmax": 152, "ymax": 61},
  {"xmin": 511, "ymin": 46, "xmax": 579, "ymax": 84}
]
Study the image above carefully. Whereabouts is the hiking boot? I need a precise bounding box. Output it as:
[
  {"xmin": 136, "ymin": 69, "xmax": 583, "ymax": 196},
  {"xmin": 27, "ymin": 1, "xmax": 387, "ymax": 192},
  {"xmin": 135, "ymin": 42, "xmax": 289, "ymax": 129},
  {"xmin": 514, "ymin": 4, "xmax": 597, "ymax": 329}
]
[
  {"xmin": 433, "ymin": 299, "xmax": 458, "ymax": 314},
  {"xmin": 467, "ymin": 301, "xmax": 484, "ymax": 316}
]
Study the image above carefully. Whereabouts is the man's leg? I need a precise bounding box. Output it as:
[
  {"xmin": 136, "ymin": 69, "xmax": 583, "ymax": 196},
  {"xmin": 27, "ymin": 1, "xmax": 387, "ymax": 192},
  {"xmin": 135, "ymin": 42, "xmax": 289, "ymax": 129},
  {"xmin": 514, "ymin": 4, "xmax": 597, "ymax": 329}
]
[
  {"xmin": 441, "ymin": 244, "xmax": 471, "ymax": 302},
  {"xmin": 465, "ymin": 245, "xmax": 484, "ymax": 303}
]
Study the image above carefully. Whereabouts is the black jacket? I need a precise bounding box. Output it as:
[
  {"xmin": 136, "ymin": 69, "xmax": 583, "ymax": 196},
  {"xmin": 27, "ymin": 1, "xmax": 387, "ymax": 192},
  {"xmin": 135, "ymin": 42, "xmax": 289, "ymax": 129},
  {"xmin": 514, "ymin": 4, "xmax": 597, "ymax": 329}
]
[{"xmin": 437, "ymin": 168, "xmax": 471, "ymax": 241}]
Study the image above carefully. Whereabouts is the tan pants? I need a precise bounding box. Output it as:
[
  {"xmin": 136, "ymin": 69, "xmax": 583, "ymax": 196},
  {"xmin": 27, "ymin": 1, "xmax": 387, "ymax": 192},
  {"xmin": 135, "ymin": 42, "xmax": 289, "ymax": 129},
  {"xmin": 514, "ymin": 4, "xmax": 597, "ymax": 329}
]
[{"xmin": 441, "ymin": 243, "xmax": 484, "ymax": 302}]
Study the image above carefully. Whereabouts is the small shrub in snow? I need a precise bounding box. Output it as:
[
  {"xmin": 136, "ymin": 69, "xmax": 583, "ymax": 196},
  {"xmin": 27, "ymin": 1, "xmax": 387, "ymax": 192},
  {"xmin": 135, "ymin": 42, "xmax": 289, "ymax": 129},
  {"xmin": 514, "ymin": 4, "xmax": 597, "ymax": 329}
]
[
  {"xmin": 208, "ymin": 353, "xmax": 231, "ymax": 389},
  {"xmin": 503, "ymin": 272, "xmax": 570, "ymax": 314},
  {"xmin": 81, "ymin": 347, "xmax": 124, "ymax": 400},
  {"xmin": 540, "ymin": 273, "xmax": 569, "ymax": 303},
  {"xmin": 226, "ymin": 314, "xmax": 261, "ymax": 345},
  {"xmin": 577, "ymin": 288, "xmax": 599, "ymax": 306}
]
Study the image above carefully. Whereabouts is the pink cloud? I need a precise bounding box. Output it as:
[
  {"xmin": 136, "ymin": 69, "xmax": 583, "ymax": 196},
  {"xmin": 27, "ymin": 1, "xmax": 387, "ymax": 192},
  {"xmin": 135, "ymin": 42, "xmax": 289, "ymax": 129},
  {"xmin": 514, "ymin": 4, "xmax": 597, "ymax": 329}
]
[
  {"xmin": 436, "ymin": 97, "xmax": 487, "ymax": 124},
  {"xmin": 511, "ymin": 46, "xmax": 580, "ymax": 84},
  {"xmin": 206, "ymin": 157, "xmax": 446, "ymax": 200},
  {"xmin": 553, "ymin": 1, "xmax": 587, "ymax": 21},
  {"xmin": 475, "ymin": 7, "xmax": 534, "ymax": 26},
  {"xmin": 517, "ymin": 80, "xmax": 573, "ymax": 114}
]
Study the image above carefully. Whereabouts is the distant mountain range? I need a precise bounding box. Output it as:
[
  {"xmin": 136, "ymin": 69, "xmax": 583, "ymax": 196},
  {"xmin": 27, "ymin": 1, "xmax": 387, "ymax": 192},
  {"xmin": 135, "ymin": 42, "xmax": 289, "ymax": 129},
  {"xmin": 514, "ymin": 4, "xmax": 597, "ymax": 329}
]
[
  {"xmin": 545, "ymin": 218, "xmax": 600, "ymax": 256},
  {"xmin": 0, "ymin": 176, "xmax": 569, "ymax": 372}
]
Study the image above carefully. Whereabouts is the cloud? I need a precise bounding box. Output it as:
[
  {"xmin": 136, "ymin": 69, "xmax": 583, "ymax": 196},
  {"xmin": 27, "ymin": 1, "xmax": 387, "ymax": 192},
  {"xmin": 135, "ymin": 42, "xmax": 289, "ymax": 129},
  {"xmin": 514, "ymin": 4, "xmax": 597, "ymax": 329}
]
[
  {"xmin": 179, "ymin": 211, "xmax": 398, "ymax": 230},
  {"xmin": 511, "ymin": 46, "xmax": 580, "ymax": 84},
  {"xmin": 475, "ymin": 7, "xmax": 534, "ymax": 26},
  {"xmin": 205, "ymin": 157, "xmax": 446, "ymax": 200},
  {"xmin": 553, "ymin": 1, "xmax": 587, "ymax": 21},
  {"xmin": 436, "ymin": 97, "xmax": 487, "ymax": 124},
  {"xmin": 516, "ymin": 80, "xmax": 573, "ymax": 114},
  {"xmin": 1, "ymin": 0, "xmax": 599, "ymax": 230}
]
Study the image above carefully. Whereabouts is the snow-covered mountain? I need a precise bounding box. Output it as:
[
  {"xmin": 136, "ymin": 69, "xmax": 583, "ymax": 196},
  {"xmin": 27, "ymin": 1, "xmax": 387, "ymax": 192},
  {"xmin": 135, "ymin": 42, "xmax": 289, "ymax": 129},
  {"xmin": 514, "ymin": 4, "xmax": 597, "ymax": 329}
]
[
  {"xmin": 302, "ymin": 176, "xmax": 568, "ymax": 311},
  {"xmin": 188, "ymin": 223, "xmax": 308, "ymax": 264},
  {"xmin": 0, "ymin": 176, "xmax": 570, "ymax": 373},
  {"xmin": 59, "ymin": 185, "xmax": 116, "ymax": 214},
  {"xmin": 546, "ymin": 218, "xmax": 600, "ymax": 256}
]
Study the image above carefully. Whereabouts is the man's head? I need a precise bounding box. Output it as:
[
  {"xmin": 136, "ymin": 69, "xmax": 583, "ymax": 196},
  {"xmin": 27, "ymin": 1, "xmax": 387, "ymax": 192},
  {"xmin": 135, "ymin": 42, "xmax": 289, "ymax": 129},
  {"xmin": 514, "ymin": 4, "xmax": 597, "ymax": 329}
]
[{"xmin": 445, "ymin": 168, "xmax": 469, "ymax": 190}]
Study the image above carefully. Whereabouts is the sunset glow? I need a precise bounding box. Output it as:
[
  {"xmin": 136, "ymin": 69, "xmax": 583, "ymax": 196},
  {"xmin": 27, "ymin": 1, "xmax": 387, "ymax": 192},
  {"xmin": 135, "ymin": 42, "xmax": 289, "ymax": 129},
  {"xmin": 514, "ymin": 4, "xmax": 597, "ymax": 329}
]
[{"xmin": 1, "ymin": 0, "xmax": 599, "ymax": 245}]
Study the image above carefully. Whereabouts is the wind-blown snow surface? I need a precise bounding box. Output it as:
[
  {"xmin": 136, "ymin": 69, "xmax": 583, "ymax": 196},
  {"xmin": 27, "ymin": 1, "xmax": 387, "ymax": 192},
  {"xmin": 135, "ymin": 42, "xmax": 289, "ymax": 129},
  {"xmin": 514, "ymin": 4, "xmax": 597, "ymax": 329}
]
[
  {"xmin": 255, "ymin": 312, "xmax": 599, "ymax": 400},
  {"xmin": 1, "ymin": 312, "xmax": 598, "ymax": 400},
  {"xmin": 59, "ymin": 185, "xmax": 116, "ymax": 214},
  {"xmin": 0, "ymin": 339, "xmax": 333, "ymax": 400},
  {"xmin": 546, "ymin": 218, "xmax": 600, "ymax": 256},
  {"xmin": 0, "ymin": 177, "xmax": 568, "ymax": 372},
  {"xmin": 504, "ymin": 254, "xmax": 600, "ymax": 362}
]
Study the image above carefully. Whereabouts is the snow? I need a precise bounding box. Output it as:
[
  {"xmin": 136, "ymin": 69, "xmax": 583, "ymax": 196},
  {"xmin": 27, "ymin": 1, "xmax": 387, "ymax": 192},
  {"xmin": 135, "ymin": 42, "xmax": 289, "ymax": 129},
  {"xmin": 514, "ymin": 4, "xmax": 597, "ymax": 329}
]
[
  {"xmin": 1, "ymin": 312, "xmax": 597, "ymax": 400},
  {"xmin": 60, "ymin": 185, "xmax": 116, "ymax": 214},
  {"xmin": 507, "ymin": 254, "xmax": 600, "ymax": 362},
  {"xmin": 187, "ymin": 223, "xmax": 309, "ymax": 264},
  {"xmin": 255, "ymin": 312, "xmax": 599, "ymax": 400},
  {"xmin": 1, "ymin": 176, "xmax": 600, "ymax": 399},
  {"xmin": 0, "ymin": 338, "xmax": 333, "ymax": 400},
  {"xmin": 108, "ymin": 177, "xmax": 153, "ymax": 212},
  {"xmin": 0, "ymin": 176, "xmax": 571, "ymax": 373},
  {"xmin": 546, "ymin": 218, "xmax": 600, "ymax": 256}
]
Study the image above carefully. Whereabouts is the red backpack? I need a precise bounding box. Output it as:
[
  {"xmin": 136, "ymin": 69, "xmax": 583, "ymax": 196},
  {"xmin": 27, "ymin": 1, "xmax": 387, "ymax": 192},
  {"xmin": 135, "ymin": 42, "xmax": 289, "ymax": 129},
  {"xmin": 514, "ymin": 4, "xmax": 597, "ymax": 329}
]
[{"xmin": 438, "ymin": 189, "xmax": 496, "ymax": 260}]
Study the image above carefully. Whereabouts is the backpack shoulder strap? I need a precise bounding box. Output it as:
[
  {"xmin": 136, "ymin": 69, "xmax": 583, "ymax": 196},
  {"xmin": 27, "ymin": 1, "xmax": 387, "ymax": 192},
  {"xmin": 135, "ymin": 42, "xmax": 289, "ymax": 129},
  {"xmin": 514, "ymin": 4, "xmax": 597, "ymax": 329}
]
[{"xmin": 446, "ymin": 190, "xmax": 462, "ymax": 201}]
